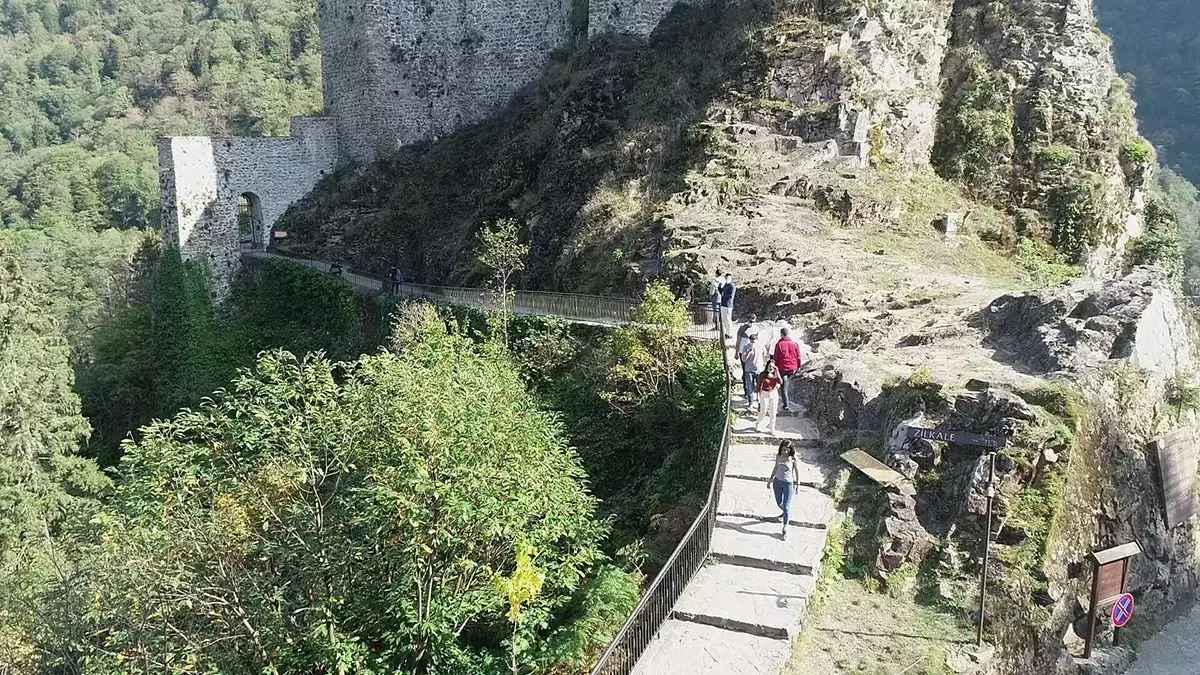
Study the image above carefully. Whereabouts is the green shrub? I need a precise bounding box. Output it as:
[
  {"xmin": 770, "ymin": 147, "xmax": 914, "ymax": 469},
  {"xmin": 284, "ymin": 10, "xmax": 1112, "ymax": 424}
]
[
  {"xmin": 1017, "ymin": 383, "xmax": 1084, "ymax": 430},
  {"xmin": 1130, "ymin": 196, "xmax": 1184, "ymax": 274},
  {"xmin": 1120, "ymin": 138, "xmax": 1154, "ymax": 165},
  {"xmin": 1012, "ymin": 238, "xmax": 1081, "ymax": 287},
  {"xmin": 1034, "ymin": 144, "xmax": 1076, "ymax": 167},
  {"xmin": 908, "ymin": 364, "xmax": 935, "ymax": 389},
  {"xmin": 1130, "ymin": 227, "xmax": 1184, "ymax": 272},
  {"xmin": 1048, "ymin": 180, "xmax": 1099, "ymax": 259}
]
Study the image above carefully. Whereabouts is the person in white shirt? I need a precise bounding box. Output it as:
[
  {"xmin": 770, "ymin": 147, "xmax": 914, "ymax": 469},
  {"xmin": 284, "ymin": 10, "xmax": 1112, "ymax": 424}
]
[{"xmin": 738, "ymin": 332, "xmax": 767, "ymax": 406}]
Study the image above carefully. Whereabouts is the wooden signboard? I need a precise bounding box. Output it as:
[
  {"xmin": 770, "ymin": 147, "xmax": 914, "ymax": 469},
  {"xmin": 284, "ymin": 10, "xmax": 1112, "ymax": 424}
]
[
  {"xmin": 906, "ymin": 426, "xmax": 1008, "ymax": 449},
  {"xmin": 841, "ymin": 450, "xmax": 907, "ymax": 486},
  {"xmin": 1094, "ymin": 560, "xmax": 1127, "ymax": 606},
  {"xmin": 1154, "ymin": 430, "xmax": 1199, "ymax": 529},
  {"xmin": 1084, "ymin": 542, "xmax": 1141, "ymax": 659}
]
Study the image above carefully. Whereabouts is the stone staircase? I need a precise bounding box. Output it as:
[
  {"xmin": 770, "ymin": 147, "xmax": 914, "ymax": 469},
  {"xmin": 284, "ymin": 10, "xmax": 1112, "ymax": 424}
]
[{"xmin": 632, "ymin": 337, "xmax": 835, "ymax": 674}]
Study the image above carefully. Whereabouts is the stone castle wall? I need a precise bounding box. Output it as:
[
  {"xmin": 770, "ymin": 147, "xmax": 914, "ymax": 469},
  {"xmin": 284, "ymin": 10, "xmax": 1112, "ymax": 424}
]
[
  {"xmin": 158, "ymin": 117, "xmax": 338, "ymax": 297},
  {"xmin": 588, "ymin": 0, "xmax": 694, "ymax": 37},
  {"xmin": 162, "ymin": 0, "xmax": 694, "ymax": 292},
  {"xmin": 320, "ymin": 0, "xmax": 577, "ymax": 161}
]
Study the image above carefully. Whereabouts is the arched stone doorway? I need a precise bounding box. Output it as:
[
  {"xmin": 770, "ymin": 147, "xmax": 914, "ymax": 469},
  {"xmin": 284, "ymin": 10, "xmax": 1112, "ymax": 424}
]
[{"xmin": 238, "ymin": 192, "xmax": 265, "ymax": 249}]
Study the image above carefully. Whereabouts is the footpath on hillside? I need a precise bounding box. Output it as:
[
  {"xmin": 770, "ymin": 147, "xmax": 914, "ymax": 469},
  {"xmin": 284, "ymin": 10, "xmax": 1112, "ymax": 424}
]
[
  {"xmin": 632, "ymin": 327, "xmax": 835, "ymax": 674},
  {"xmin": 253, "ymin": 249, "xmax": 841, "ymax": 673},
  {"xmin": 1122, "ymin": 605, "xmax": 1200, "ymax": 674}
]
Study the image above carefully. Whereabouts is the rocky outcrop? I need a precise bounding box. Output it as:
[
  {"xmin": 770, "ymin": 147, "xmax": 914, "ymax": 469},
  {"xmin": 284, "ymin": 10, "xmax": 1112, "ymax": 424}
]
[
  {"xmin": 981, "ymin": 267, "xmax": 1196, "ymax": 381},
  {"xmin": 934, "ymin": 0, "xmax": 1149, "ymax": 275}
]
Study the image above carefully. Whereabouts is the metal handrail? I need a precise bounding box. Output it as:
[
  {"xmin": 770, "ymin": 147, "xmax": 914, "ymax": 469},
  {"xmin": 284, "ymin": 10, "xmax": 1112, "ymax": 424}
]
[
  {"xmin": 252, "ymin": 248, "xmax": 733, "ymax": 674},
  {"xmin": 250, "ymin": 250, "xmax": 643, "ymax": 325},
  {"xmin": 588, "ymin": 321, "xmax": 733, "ymax": 675}
]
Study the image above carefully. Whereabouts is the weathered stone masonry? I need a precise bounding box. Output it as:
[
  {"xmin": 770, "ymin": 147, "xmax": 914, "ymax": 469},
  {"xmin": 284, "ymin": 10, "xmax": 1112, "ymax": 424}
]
[
  {"xmin": 320, "ymin": 0, "xmax": 575, "ymax": 161},
  {"xmin": 158, "ymin": 117, "xmax": 338, "ymax": 297},
  {"xmin": 160, "ymin": 0, "xmax": 692, "ymax": 295}
]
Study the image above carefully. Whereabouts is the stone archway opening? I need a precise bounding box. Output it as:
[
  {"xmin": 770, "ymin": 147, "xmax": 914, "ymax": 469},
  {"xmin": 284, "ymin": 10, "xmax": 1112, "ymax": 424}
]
[{"xmin": 237, "ymin": 192, "xmax": 265, "ymax": 249}]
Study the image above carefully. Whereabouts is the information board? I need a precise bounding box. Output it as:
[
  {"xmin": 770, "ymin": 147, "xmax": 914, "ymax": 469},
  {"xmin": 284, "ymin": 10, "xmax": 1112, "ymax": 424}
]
[
  {"xmin": 1155, "ymin": 430, "xmax": 1199, "ymax": 529},
  {"xmin": 1094, "ymin": 561, "xmax": 1127, "ymax": 606}
]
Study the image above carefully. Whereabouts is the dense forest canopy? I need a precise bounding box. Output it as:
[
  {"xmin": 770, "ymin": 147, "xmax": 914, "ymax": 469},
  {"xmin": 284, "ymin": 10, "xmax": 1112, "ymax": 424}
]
[
  {"xmin": 0, "ymin": 0, "xmax": 322, "ymax": 359},
  {"xmin": 1097, "ymin": 0, "xmax": 1200, "ymax": 185}
]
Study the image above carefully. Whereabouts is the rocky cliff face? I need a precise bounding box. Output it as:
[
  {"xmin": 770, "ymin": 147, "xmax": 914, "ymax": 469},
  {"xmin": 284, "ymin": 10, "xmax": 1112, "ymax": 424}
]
[
  {"xmin": 934, "ymin": 0, "xmax": 1150, "ymax": 274},
  {"xmin": 791, "ymin": 266, "xmax": 1200, "ymax": 672},
  {"xmin": 276, "ymin": 0, "xmax": 1200, "ymax": 669}
]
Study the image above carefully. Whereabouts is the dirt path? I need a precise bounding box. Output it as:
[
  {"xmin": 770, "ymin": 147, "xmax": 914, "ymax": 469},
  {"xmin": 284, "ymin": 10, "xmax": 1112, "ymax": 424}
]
[{"xmin": 1125, "ymin": 606, "xmax": 1200, "ymax": 674}]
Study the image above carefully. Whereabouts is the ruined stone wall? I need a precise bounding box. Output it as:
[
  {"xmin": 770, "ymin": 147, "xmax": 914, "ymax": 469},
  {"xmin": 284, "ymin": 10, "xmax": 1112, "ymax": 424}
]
[
  {"xmin": 588, "ymin": 0, "xmax": 694, "ymax": 37},
  {"xmin": 319, "ymin": 0, "xmax": 575, "ymax": 161},
  {"xmin": 158, "ymin": 117, "xmax": 338, "ymax": 297}
]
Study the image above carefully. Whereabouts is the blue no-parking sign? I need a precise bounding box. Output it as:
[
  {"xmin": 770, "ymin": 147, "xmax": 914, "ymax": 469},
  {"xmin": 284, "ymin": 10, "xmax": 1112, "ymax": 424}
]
[{"xmin": 1112, "ymin": 593, "xmax": 1135, "ymax": 628}]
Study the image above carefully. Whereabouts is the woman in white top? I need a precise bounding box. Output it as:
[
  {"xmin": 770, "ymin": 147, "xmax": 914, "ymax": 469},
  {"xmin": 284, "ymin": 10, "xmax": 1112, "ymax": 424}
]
[{"xmin": 767, "ymin": 440, "xmax": 800, "ymax": 540}]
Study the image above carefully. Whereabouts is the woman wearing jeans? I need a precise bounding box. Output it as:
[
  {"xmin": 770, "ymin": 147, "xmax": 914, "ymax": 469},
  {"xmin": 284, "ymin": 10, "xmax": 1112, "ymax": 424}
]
[
  {"xmin": 767, "ymin": 440, "xmax": 800, "ymax": 540},
  {"xmin": 756, "ymin": 361, "xmax": 781, "ymax": 434}
]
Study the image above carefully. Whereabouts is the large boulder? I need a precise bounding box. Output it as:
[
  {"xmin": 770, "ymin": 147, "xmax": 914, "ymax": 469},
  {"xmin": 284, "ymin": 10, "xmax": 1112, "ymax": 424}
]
[{"xmin": 980, "ymin": 268, "xmax": 1197, "ymax": 381}]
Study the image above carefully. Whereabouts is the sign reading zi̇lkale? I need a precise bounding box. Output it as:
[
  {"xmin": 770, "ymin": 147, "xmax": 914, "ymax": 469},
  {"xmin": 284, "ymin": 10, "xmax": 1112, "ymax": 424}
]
[{"xmin": 906, "ymin": 426, "xmax": 1008, "ymax": 449}]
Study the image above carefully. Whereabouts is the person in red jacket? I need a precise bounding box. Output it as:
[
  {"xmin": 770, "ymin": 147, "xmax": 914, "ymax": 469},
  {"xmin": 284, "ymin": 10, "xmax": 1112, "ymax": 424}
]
[{"xmin": 772, "ymin": 326, "xmax": 802, "ymax": 411}]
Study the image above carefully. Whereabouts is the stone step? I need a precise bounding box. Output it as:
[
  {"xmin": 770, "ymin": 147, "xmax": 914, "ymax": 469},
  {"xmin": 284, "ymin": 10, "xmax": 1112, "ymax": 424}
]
[
  {"xmin": 711, "ymin": 515, "xmax": 828, "ymax": 576},
  {"xmin": 717, "ymin": 476, "xmax": 834, "ymax": 528},
  {"xmin": 726, "ymin": 443, "xmax": 824, "ymax": 485},
  {"xmin": 731, "ymin": 413, "xmax": 820, "ymax": 444},
  {"xmin": 672, "ymin": 563, "xmax": 815, "ymax": 641},
  {"xmin": 631, "ymin": 618, "xmax": 792, "ymax": 675}
]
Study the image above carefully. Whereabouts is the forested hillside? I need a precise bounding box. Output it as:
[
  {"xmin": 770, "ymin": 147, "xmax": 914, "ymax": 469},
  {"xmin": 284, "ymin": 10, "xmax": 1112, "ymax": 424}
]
[
  {"xmin": 1097, "ymin": 0, "xmax": 1200, "ymax": 183},
  {"xmin": 0, "ymin": 0, "xmax": 321, "ymax": 356}
]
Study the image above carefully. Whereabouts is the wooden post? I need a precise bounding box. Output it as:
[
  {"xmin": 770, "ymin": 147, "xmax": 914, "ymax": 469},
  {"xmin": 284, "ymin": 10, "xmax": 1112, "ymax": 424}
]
[
  {"xmin": 1085, "ymin": 558, "xmax": 1100, "ymax": 659},
  {"xmin": 977, "ymin": 452, "xmax": 996, "ymax": 647},
  {"xmin": 1113, "ymin": 558, "xmax": 1131, "ymax": 647}
]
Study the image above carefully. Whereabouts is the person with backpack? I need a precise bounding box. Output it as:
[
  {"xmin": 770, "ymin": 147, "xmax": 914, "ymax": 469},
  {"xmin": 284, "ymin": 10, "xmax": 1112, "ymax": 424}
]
[
  {"xmin": 773, "ymin": 326, "xmax": 803, "ymax": 412},
  {"xmin": 767, "ymin": 440, "xmax": 801, "ymax": 540},
  {"xmin": 735, "ymin": 313, "xmax": 758, "ymax": 353},
  {"xmin": 738, "ymin": 331, "xmax": 766, "ymax": 407}
]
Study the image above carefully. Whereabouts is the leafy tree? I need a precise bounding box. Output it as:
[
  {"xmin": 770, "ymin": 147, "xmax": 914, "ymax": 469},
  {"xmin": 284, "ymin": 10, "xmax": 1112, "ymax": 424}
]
[
  {"xmin": 0, "ymin": 234, "xmax": 109, "ymax": 673},
  {"xmin": 81, "ymin": 250, "xmax": 376, "ymax": 465},
  {"xmin": 78, "ymin": 304, "xmax": 633, "ymax": 673},
  {"xmin": 475, "ymin": 218, "xmax": 529, "ymax": 346},
  {"xmin": 604, "ymin": 281, "xmax": 692, "ymax": 410}
]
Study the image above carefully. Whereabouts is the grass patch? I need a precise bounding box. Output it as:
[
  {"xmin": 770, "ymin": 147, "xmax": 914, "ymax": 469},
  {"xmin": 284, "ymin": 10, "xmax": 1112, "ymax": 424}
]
[{"xmin": 1012, "ymin": 238, "xmax": 1082, "ymax": 287}]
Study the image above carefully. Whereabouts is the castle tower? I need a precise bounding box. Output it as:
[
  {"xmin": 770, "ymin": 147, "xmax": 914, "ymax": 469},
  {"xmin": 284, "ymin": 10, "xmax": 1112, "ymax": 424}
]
[{"xmin": 318, "ymin": 0, "xmax": 577, "ymax": 160}]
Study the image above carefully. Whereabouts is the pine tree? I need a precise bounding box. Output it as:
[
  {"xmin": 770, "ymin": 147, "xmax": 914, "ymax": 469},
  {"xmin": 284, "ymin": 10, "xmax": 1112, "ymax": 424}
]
[{"xmin": 0, "ymin": 234, "xmax": 109, "ymax": 671}]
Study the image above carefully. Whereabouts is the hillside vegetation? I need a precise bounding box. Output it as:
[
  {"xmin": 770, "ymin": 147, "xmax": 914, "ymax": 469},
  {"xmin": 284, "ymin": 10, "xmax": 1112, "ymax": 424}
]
[
  {"xmin": 0, "ymin": 0, "xmax": 321, "ymax": 358},
  {"xmin": 1098, "ymin": 0, "xmax": 1200, "ymax": 185}
]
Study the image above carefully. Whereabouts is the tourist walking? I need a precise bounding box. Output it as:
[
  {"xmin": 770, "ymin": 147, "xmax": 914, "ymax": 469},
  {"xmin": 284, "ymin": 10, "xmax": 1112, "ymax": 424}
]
[
  {"xmin": 735, "ymin": 313, "xmax": 758, "ymax": 353},
  {"xmin": 757, "ymin": 360, "xmax": 782, "ymax": 434},
  {"xmin": 388, "ymin": 266, "xmax": 405, "ymax": 293},
  {"xmin": 773, "ymin": 326, "xmax": 803, "ymax": 412},
  {"xmin": 719, "ymin": 273, "xmax": 736, "ymax": 335},
  {"xmin": 767, "ymin": 440, "xmax": 800, "ymax": 540},
  {"xmin": 709, "ymin": 271, "xmax": 724, "ymax": 333},
  {"xmin": 739, "ymin": 331, "xmax": 766, "ymax": 407},
  {"xmin": 329, "ymin": 261, "xmax": 343, "ymax": 277}
]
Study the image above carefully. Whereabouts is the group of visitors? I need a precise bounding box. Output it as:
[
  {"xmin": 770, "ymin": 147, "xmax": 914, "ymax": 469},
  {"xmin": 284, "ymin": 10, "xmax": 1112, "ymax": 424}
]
[{"xmin": 736, "ymin": 319, "xmax": 804, "ymax": 436}]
